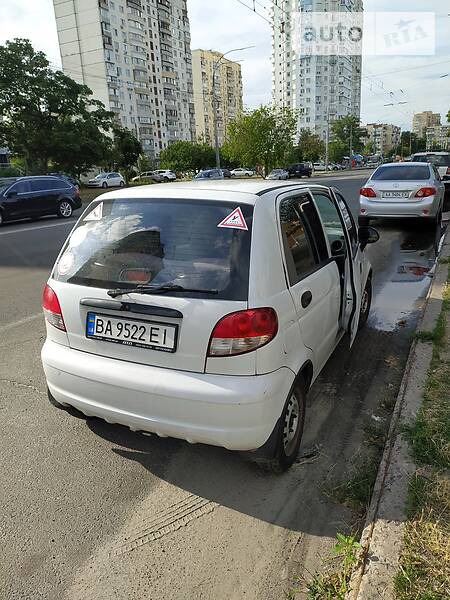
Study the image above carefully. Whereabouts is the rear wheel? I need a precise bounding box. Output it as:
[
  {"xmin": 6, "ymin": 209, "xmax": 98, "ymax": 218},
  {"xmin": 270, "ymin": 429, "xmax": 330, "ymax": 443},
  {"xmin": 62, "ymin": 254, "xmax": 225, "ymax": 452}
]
[
  {"xmin": 358, "ymin": 277, "xmax": 372, "ymax": 330},
  {"xmin": 119, "ymin": 181, "xmax": 125, "ymax": 187},
  {"xmin": 253, "ymin": 379, "xmax": 306, "ymax": 472},
  {"xmin": 57, "ymin": 200, "xmax": 73, "ymax": 219},
  {"xmin": 102, "ymin": 181, "xmax": 107, "ymax": 188}
]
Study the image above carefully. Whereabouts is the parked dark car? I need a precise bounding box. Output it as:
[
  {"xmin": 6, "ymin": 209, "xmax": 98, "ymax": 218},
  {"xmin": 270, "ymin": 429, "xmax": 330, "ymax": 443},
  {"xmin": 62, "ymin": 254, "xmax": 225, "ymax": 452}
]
[
  {"xmin": 221, "ymin": 168, "xmax": 232, "ymax": 178},
  {"xmin": 287, "ymin": 162, "xmax": 313, "ymax": 178},
  {"xmin": 0, "ymin": 176, "xmax": 82, "ymax": 226}
]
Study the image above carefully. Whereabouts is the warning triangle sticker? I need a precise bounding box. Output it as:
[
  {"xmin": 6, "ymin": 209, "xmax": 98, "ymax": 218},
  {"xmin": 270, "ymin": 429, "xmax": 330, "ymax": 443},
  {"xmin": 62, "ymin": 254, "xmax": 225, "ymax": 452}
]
[{"xmin": 217, "ymin": 207, "xmax": 248, "ymax": 231}]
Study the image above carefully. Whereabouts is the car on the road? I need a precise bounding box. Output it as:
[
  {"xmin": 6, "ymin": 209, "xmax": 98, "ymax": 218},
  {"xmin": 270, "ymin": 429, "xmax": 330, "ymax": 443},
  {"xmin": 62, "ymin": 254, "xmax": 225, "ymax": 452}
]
[
  {"xmin": 287, "ymin": 162, "xmax": 313, "ymax": 178},
  {"xmin": 0, "ymin": 175, "xmax": 81, "ymax": 225},
  {"xmin": 411, "ymin": 152, "xmax": 450, "ymax": 197},
  {"xmin": 221, "ymin": 168, "xmax": 232, "ymax": 179},
  {"xmin": 267, "ymin": 168, "xmax": 289, "ymax": 180},
  {"xmin": 359, "ymin": 162, "xmax": 445, "ymax": 226},
  {"xmin": 193, "ymin": 169, "xmax": 224, "ymax": 180},
  {"xmin": 131, "ymin": 171, "xmax": 164, "ymax": 183},
  {"xmin": 230, "ymin": 168, "xmax": 255, "ymax": 177},
  {"xmin": 87, "ymin": 172, "xmax": 125, "ymax": 188},
  {"xmin": 313, "ymin": 162, "xmax": 331, "ymax": 172},
  {"xmin": 153, "ymin": 169, "xmax": 177, "ymax": 182},
  {"xmin": 41, "ymin": 181, "xmax": 378, "ymax": 471}
]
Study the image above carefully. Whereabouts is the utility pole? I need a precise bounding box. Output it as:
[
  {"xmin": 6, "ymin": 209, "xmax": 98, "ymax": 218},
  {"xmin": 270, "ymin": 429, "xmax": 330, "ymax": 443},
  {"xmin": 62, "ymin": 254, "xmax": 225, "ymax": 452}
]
[
  {"xmin": 211, "ymin": 46, "xmax": 254, "ymax": 171},
  {"xmin": 349, "ymin": 125, "xmax": 353, "ymax": 168}
]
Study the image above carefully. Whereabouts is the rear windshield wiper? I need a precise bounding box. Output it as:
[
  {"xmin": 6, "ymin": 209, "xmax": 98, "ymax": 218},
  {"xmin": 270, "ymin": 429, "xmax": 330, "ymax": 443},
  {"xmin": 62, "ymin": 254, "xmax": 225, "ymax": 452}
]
[{"xmin": 107, "ymin": 284, "xmax": 219, "ymax": 298}]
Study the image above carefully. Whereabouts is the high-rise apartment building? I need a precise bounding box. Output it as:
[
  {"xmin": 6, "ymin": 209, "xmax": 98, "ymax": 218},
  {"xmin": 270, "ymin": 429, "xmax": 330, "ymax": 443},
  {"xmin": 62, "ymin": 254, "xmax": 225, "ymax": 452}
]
[
  {"xmin": 426, "ymin": 125, "xmax": 449, "ymax": 151},
  {"xmin": 52, "ymin": 0, "xmax": 196, "ymax": 160},
  {"xmin": 192, "ymin": 49, "xmax": 243, "ymax": 146},
  {"xmin": 412, "ymin": 111, "xmax": 441, "ymax": 139},
  {"xmin": 365, "ymin": 123, "xmax": 401, "ymax": 156},
  {"xmin": 272, "ymin": 0, "xmax": 363, "ymax": 141}
]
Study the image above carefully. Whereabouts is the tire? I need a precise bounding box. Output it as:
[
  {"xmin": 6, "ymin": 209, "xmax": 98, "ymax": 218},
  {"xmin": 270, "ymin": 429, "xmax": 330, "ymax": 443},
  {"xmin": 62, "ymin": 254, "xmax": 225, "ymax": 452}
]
[
  {"xmin": 163, "ymin": 177, "xmax": 169, "ymax": 182},
  {"xmin": 57, "ymin": 200, "xmax": 73, "ymax": 219},
  {"xmin": 102, "ymin": 182, "xmax": 107, "ymax": 188},
  {"xmin": 358, "ymin": 277, "xmax": 372, "ymax": 330},
  {"xmin": 119, "ymin": 181, "xmax": 125, "ymax": 187},
  {"xmin": 253, "ymin": 379, "xmax": 306, "ymax": 472}
]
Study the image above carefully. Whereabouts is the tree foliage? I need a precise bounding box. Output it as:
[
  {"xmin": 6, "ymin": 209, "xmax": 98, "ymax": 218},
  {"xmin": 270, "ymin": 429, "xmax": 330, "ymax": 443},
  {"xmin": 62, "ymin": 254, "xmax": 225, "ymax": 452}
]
[
  {"xmin": 111, "ymin": 127, "xmax": 142, "ymax": 180},
  {"xmin": 329, "ymin": 140, "xmax": 347, "ymax": 163},
  {"xmin": 331, "ymin": 115, "xmax": 366, "ymax": 153},
  {"xmin": 395, "ymin": 131, "xmax": 426, "ymax": 157},
  {"xmin": 226, "ymin": 105, "xmax": 298, "ymax": 175},
  {"xmin": 290, "ymin": 128, "xmax": 325, "ymax": 163},
  {"xmin": 159, "ymin": 140, "xmax": 215, "ymax": 172},
  {"xmin": 0, "ymin": 38, "xmax": 114, "ymax": 175}
]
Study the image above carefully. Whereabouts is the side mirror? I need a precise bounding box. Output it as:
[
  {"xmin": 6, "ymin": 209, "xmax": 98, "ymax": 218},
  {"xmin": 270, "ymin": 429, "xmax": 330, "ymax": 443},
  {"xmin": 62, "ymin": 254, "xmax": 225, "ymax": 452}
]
[{"xmin": 359, "ymin": 226, "xmax": 379, "ymax": 250}]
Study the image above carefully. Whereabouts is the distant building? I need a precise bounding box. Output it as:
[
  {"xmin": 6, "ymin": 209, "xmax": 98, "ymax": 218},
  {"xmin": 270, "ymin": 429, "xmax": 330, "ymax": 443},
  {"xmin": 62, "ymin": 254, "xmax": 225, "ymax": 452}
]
[
  {"xmin": 365, "ymin": 123, "xmax": 401, "ymax": 156},
  {"xmin": 271, "ymin": 0, "xmax": 363, "ymax": 141},
  {"xmin": 412, "ymin": 111, "xmax": 441, "ymax": 139},
  {"xmin": 192, "ymin": 49, "xmax": 243, "ymax": 146},
  {"xmin": 425, "ymin": 125, "xmax": 450, "ymax": 151},
  {"xmin": 52, "ymin": 0, "xmax": 196, "ymax": 160}
]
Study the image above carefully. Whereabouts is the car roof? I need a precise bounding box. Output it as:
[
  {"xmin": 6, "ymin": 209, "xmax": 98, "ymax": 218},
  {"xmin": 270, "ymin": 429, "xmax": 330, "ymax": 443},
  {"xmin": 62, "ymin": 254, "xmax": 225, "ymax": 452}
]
[
  {"xmin": 97, "ymin": 180, "xmax": 331, "ymax": 205},
  {"xmin": 375, "ymin": 162, "xmax": 432, "ymax": 167}
]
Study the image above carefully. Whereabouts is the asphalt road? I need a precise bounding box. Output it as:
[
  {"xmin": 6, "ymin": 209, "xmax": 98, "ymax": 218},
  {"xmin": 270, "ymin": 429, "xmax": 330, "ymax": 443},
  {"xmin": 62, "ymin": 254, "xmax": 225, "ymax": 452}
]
[{"xmin": 0, "ymin": 174, "xmax": 443, "ymax": 600}]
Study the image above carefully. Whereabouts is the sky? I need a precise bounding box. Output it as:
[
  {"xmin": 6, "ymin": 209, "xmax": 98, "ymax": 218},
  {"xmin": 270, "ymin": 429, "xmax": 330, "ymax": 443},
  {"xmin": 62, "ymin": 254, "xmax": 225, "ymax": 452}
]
[{"xmin": 1, "ymin": 0, "xmax": 449, "ymax": 130}]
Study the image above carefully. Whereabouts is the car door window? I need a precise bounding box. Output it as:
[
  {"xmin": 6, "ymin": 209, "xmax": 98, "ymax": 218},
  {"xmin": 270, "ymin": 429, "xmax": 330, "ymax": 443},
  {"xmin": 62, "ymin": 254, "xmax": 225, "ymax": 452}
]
[
  {"xmin": 279, "ymin": 195, "xmax": 319, "ymax": 285},
  {"xmin": 10, "ymin": 180, "xmax": 32, "ymax": 195},
  {"xmin": 333, "ymin": 192, "xmax": 358, "ymax": 254},
  {"xmin": 313, "ymin": 192, "xmax": 348, "ymax": 257}
]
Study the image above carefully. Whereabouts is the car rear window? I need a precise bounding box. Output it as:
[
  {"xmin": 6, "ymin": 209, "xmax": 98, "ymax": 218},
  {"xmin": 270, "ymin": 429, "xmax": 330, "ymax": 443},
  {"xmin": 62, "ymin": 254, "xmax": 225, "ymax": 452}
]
[
  {"xmin": 53, "ymin": 198, "xmax": 253, "ymax": 300},
  {"xmin": 412, "ymin": 154, "xmax": 450, "ymax": 167},
  {"xmin": 371, "ymin": 165, "xmax": 430, "ymax": 181}
]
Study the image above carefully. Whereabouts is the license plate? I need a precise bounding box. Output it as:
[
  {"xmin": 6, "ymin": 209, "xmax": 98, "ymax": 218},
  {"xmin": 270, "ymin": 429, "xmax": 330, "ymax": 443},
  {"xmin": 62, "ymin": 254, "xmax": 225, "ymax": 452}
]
[
  {"xmin": 86, "ymin": 312, "xmax": 177, "ymax": 353},
  {"xmin": 382, "ymin": 191, "xmax": 410, "ymax": 198}
]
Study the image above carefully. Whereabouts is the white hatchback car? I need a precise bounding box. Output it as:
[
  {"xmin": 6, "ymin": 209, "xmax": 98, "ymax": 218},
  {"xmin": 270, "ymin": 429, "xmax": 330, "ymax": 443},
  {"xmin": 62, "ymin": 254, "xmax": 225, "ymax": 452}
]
[
  {"xmin": 87, "ymin": 172, "xmax": 125, "ymax": 188},
  {"xmin": 41, "ymin": 181, "xmax": 378, "ymax": 471}
]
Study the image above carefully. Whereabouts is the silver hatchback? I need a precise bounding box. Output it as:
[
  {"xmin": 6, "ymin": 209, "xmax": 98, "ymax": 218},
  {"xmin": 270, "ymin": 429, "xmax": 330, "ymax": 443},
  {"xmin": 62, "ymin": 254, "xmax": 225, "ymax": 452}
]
[{"xmin": 359, "ymin": 162, "xmax": 445, "ymax": 225}]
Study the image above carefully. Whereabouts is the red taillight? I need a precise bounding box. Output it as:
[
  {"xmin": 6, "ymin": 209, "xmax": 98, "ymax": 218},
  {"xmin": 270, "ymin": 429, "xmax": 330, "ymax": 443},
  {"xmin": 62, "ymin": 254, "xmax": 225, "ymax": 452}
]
[
  {"xmin": 208, "ymin": 308, "xmax": 278, "ymax": 357},
  {"xmin": 43, "ymin": 284, "xmax": 66, "ymax": 331},
  {"xmin": 446, "ymin": 167, "xmax": 450, "ymax": 175},
  {"xmin": 415, "ymin": 187, "xmax": 436, "ymax": 198},
  {"xmin": 360, "ymin": 187, "xmax": 377, "ymax": 198}
]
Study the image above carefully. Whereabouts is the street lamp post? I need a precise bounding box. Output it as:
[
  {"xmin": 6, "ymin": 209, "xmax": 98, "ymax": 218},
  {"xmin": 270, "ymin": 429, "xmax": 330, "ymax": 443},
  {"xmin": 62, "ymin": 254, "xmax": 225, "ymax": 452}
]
[{"xmin": 211, "ymin": 46, "xmax": 254, "ymax": 170}]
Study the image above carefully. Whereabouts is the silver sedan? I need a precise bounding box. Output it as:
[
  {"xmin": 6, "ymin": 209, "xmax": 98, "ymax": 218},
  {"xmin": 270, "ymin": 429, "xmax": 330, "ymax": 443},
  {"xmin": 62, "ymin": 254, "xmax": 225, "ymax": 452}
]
[
  {"xmin": 359, "ymin": 162, "xmax": 445, "ymax": 225},
  {"xmin": 267, "ymin": 169, "xmax": 289, "ymax": 180}
]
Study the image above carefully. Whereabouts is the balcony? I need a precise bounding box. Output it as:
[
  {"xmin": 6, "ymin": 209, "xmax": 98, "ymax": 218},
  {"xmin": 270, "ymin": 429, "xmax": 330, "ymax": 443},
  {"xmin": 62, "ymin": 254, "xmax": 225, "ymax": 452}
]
[{"xmin": 127, "ymin": 0, "xmax": 142, "ymax": 8}]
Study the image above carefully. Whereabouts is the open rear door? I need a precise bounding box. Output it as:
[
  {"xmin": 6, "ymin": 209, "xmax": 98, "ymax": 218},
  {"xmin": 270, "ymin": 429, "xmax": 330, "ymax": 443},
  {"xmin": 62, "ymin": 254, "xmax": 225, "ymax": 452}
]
[{"xmin": 331, "ymin": 191, "xmax": 363, "ymax": 347}]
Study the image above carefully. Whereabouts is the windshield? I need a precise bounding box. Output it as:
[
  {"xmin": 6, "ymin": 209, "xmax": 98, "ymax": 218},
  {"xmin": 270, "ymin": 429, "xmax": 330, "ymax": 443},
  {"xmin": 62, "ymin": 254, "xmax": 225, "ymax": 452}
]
[
  {"xmin": 94, "ymin": 174, "xmax": 105, "ymax": 180},
  {"xmin": 53, "ymin": 198, "xmax": 253, "ymax": 300},
  {"xmin": 371, "ymin": 165, "xmax": 430, "ymax": 181},
  {"xmin": 412, "ymin": 154, "xmax": 450, "ymax": 167}
]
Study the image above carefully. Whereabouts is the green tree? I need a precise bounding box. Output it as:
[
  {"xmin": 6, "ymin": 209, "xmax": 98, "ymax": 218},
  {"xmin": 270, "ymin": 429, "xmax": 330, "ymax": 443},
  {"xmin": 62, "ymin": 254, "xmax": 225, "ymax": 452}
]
[
  {"xmin": 290, "ymin": 129, "xmax": 325, "ymax": 163},
  {"xmin": 329, "ymin": 140, "xmax": 347, "ymax": 163},
  {"xmin": 112, "ymin": 127, "xmax": 142, "ymax": 181},
  {"xmin": 396, "ymin": 132, "xmax": 426, "ymax": 157},
  {"xmin": 331, "ymin": 116, "xmax": 366, "ymax": 153},
  {"xmin": 363, "ymin": 140, "xmax": 375, "ymax": 156},
  {"xmin": 0, "ymin": 38, "xmax": 114, "ymax": 174},
  {"xmin": 226, "ymin": 105, "xmax": 297, "ymax": 175},
  {"xmin": 159, "ymin": 140, "xmax": 215, "ymax": 172}
]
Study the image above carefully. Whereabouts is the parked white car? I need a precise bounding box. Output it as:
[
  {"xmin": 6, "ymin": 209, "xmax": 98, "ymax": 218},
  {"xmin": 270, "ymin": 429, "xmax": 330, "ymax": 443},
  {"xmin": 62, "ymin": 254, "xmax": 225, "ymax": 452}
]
[
  {"xmin": 230, "ymin": 168, "xmax": 255, "ymax": 177},
  {"xmin": 153, "ymin": 169, "xmax": 176, "ymax": 181},
  {"xmin": 41, "ymin": 181, "xmax": 377, "ymax": 471},
  {"xmin": 87, "ymin": 172, "xmax": 125, "ymax": 188},
  {"xmin": 359, "ymin": 162, "xmax": 445, "ymax": 226}
]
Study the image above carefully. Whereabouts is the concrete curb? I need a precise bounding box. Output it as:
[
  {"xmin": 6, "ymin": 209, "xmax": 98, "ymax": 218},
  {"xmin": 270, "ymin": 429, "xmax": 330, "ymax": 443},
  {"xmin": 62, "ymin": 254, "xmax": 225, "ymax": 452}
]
[{"xmin": 348, "ymin": 223, "xmax": 450, "ymax": 600}]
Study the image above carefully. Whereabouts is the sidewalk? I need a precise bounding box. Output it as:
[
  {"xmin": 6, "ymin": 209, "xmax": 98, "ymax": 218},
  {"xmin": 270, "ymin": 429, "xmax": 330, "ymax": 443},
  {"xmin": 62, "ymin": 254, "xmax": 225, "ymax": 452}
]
[{"xmin": 349, "ymin": 225, "xmax": 450, "ymax": 599}]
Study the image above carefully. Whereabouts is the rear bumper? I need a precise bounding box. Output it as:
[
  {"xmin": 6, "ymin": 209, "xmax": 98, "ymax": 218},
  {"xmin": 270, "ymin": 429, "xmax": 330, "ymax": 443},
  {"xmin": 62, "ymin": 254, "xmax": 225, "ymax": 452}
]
[
  {"xmin": 360, "ymin": 196, "xmax": 440, "ymax": 218},
  {"xmin": 41, "ymin": 340, "xmax": 295, "ymax": 451}
]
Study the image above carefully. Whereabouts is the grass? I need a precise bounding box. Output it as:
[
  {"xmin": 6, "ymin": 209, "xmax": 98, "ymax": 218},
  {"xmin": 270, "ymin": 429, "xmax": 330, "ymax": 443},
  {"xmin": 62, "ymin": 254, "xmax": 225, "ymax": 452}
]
[
  {"xmin": 394, "ymin": 472, "xmax": 450, "ymax": 600},
  {"xmin": 395, "ymin": 267, "xmax": 450, "ymax": 599}
]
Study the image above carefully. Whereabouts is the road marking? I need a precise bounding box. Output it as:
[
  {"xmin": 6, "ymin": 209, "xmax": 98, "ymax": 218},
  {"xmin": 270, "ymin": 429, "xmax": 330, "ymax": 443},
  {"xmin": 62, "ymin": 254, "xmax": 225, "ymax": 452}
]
[
  {"xmin": 0, "ymin": 220, "xmax": 76, "ymax": 237},
  {"xmin": 0, "ymin": 313, "xmax": 43, "ymax": 333}
]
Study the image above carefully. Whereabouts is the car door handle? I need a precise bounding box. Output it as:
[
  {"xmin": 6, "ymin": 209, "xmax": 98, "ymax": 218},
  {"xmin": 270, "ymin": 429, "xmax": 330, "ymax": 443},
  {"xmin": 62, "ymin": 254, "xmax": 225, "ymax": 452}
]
[{"xmin": 301, "ymin": 291, "xmax": 313, "ymax": 308}]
